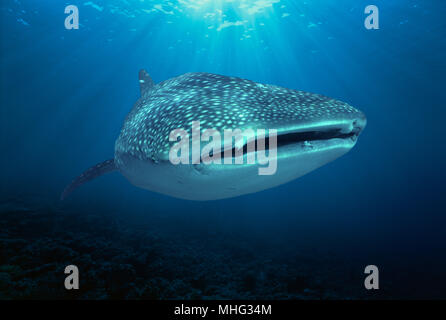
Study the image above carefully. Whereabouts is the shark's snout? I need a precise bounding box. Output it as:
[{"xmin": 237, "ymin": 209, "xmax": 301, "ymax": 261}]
[
  {"xmin": 349, "ymin": 111, "xmax": 367, "ymax": 142},
  {"xmin": 353, "ymin": 112, "xmax": 367, "ymax": 132}
]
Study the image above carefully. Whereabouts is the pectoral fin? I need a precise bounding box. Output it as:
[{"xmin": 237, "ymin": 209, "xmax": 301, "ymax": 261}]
[{"xmin": 61, "ymin": 159, "xmax": 117, "ymax": 200}]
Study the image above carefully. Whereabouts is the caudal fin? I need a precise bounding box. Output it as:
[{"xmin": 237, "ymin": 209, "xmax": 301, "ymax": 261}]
[{"xmin": 61, "ymin": 159, "xmax": 117, "ymax": 200}]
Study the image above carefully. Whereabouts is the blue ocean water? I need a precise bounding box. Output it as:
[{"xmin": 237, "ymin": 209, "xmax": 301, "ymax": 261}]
[{"xmin": 0, "ymin": 0, "xmax": 445, "ymax": 299}]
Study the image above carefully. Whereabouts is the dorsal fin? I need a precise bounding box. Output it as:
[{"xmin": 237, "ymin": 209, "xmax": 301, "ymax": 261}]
[{"xmin": 139, "ymin": 69, "xmax": 155, "ymax": 96}]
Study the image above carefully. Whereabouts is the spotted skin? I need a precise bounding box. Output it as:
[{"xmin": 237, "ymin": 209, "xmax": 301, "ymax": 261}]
[
  {"xmin": 115, "ymin": 72, "xmax": 360, "ymax": 164},
  {"xmin": 63, "ymin": 70, "xmax": 366, "ymax": 201}
]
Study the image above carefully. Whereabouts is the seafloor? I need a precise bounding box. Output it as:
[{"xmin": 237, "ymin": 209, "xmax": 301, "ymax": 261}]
[{"xmin": 0, "ymin": 196, "xmax": 388, "ymax": 300}]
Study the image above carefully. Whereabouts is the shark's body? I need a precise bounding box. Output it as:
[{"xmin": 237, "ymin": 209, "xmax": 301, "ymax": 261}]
[{"xmin": 62, "ymin": 70, "xmax": 366, "ymax": 201}]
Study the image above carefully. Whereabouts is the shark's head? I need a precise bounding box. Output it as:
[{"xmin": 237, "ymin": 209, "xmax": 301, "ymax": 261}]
[{"xmin": 114, "ymin": 72, "xmax": 366, "ymax": 200}]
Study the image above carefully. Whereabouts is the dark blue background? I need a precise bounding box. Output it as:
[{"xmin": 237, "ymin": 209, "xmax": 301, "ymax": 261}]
[{"xmin": 1, "ymin": 0, "xmax": 445, "ymax": 298}]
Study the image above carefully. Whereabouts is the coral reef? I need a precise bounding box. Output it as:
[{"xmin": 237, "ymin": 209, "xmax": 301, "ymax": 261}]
[{"xmin": 0, "ymin": 198, "xmax": 375, "ymax": 300}]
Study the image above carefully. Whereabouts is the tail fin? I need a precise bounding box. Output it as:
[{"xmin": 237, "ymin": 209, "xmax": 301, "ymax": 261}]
[{"xmin": 61, "ymin": 159, "xmax": 117, "ymax": 200}]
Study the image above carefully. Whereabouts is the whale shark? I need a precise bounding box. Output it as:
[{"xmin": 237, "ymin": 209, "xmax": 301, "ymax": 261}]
[{"xmin": 62, "ymin": 70, "xmax": 366, "ymax": 201}]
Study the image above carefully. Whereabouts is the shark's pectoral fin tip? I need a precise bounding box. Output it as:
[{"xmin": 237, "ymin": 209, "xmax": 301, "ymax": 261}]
[{"xmin": 61, "ymin": 159, "xmax": 117, "ymax": 200}]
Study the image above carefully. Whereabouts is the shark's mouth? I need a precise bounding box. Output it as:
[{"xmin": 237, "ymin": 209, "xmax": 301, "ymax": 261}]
[
  {"xmin": 276, "ymin": 128, "xmax": 359, "ymax": 148},
  {"xmin": 224, "ymin": 126, "xmax": 361, "ymax": 158}
]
